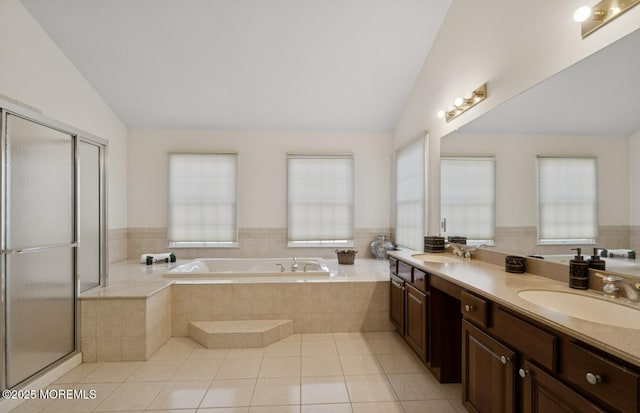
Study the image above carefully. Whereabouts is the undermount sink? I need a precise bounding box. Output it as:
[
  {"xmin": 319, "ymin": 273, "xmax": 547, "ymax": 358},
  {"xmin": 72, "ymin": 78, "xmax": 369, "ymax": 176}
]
[
  {"xmin": 517, "ymin": 289, "xmax": 640, "ymax": 329},
  {"xmin": 411, "ymin": 253, "xmax": 462, "ymax": 264}
]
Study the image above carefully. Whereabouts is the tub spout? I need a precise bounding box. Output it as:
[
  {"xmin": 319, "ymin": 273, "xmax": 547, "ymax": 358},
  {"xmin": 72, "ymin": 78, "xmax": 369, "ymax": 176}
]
[{"xmin": 291, "ymin": 257, "xmax": 298, "ymax": 272}]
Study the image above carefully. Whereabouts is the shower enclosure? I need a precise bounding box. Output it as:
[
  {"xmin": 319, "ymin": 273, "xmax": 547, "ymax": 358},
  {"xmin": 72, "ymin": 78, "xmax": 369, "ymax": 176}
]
[{"xmin": 0, "ymin": 99, "xmax": 107, "ymax": 390}]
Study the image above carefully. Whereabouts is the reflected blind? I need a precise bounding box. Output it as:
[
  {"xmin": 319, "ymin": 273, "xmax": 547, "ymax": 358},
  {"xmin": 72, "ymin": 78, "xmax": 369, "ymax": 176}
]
[
  {"xmin": 168, "ymin": 154, "xmax": 238, "ymax": 244},
  {"xmin": 441, "ymin": 157, "xmax": 495, "ymax": 242},
  {"xmin": 288, "ymin": 155, "xmax": 354, "ymax": 244},
  {"xmin": 395, "ymin": 138, "xmax": 425, "ymax": 250},
  {"xmin": 538, "ymin": 157, "xmax": 597, "ymax": 242}
]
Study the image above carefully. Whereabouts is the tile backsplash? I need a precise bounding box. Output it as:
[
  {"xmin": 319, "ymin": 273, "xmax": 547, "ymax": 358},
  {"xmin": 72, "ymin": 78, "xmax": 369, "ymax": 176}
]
[{"xmin": 125, "ymin": 227, "xmax": 393, "ymax": 260}]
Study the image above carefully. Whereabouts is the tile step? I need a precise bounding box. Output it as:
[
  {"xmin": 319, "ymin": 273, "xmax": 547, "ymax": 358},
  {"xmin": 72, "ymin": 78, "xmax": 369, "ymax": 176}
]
[{"xmin": 188, "ymin": 319, "xmax": 294, "ymax": 349}]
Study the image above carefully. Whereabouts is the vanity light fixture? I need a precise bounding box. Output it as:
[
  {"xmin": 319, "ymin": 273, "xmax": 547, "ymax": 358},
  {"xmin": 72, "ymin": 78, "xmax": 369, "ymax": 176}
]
[
  {"xmin": 574, "ymin": 0, "xmax": 640, "ymax": 38},
  {"xmin": 437, "ymin": 83, "xmax": 487, "ymax": 123}
]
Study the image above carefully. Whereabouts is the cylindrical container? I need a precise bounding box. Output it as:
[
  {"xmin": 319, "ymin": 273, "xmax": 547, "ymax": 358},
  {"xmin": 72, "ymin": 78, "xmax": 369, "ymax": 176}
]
[
  {"xmin": 505, "ymin": 256, "xmax": 526, "ymax": 273},
  {"xmin": 424, "ymin": 236, "xmax": 445, "ymax": 253},
  {"xmin": 447, "ymin": 236, "xmax": 467, "ymax": 245},
  {"xmin": 587, "ymin": 248, "xmax": 606, "ymax": 270},
  {"xmin": 569, "ymin": 248, "xmax": 589, "ymax": 289}
]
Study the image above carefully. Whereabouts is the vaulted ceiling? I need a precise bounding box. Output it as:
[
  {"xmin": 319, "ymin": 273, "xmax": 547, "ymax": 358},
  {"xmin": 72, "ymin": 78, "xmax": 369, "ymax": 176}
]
[{"xmin": 22, "ymin": 0, "xmax": 453, "ymax": 132}]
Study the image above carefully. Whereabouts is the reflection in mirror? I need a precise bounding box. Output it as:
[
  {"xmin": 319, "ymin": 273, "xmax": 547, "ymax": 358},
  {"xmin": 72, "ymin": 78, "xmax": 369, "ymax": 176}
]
[{"xmin": 440, "ymin": 28, "xmax": 640, "ymax": 278}]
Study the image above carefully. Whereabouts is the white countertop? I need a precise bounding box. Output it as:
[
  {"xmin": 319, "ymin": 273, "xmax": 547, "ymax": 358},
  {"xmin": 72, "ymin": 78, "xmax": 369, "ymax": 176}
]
[{"xmin": 388, "ymin": 249, "xmax": 640, "ymax": 367}]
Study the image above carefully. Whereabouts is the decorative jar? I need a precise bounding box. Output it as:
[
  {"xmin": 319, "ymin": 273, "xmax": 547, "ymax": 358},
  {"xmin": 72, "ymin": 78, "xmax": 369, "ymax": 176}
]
[{"xmin": 370, "ymin": 234, "xmax": 395, "ymax": 260}]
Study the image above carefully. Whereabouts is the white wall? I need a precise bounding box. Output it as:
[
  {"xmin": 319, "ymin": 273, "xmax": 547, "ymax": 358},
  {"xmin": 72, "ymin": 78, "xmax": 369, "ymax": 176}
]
[
  {"xmin": 0, "ymin": 0, "xmax": 128, "ymax": 229},
  {"xmin": 128, "ymin": 129, "xmax": 392, "ymax": 229},
  {"xmin": 441, "ymin": 133, "xmax": 629, "ymax": 227},
  {"xmin": 395, "ymin": 0, "xmax": 640, "ymax": 148}
]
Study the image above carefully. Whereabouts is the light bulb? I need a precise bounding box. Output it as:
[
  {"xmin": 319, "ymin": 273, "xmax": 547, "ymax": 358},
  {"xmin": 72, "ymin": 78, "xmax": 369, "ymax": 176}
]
[
  {"xmin": 609, "ymin": 7, "xmax": 621, "ymax": 15},
  {"xmin": 454, "ymin": 97, "xmax": 464, "ymax": 107},
  {"xmin": 437, "ymin": 110, "xmax": 445, "ymax": 119},
  {"xmin": 573, "ymin": 5, "xmax": 592, "ymax": 22}
]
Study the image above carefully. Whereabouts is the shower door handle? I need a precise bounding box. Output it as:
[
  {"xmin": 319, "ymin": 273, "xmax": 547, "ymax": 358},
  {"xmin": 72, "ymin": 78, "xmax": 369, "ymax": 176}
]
[{"xmin": 1, "ymin": 242, "xmax": 79, "ymax": 255}]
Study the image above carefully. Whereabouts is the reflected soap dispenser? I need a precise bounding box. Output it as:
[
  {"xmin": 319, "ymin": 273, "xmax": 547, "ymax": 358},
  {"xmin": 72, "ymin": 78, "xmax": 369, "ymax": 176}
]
[
  {"xmin": 587, "ymin": 247, "xmax": 606, "ymax": 271},
  {"xmin": 569, "ymin": 248, "xmax": 589, "ymax": 290}
]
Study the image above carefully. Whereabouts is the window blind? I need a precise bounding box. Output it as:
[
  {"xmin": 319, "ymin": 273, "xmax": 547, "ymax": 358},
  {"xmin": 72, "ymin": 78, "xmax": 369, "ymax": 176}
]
[
  {"xmin": 441, "ymin": 157, "xmax": 495, "ymax": 242},
  {"xmin": 538, "ymin": 157, "xmax": 597, "ymax": 242},
  {"xmin": 168, "ymin": 153, "xmax": 238, "ymax": 245},
  {"xmin": 287, "ymin": 154, "xmax": 354, "ymax": 245},
  {"xmin": 395, "ymin": 138, "xmax": 425, "ymax": 250}
]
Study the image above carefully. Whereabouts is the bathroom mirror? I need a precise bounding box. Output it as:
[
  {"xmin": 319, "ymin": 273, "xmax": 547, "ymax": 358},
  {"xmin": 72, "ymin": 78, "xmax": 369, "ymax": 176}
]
[{"xmin": 441, "ymin": 27, "xmax": 640, "ymax": 278}]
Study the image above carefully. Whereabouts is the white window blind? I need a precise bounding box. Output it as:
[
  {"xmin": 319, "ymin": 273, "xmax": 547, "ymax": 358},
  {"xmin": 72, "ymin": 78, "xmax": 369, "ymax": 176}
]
[
  {"xmin": 395, "ymin": 138, "xmax": 425, "ymax": 250},
  {"xmin": 538, "ymin": 157, "xmax": 597, "ymax": 243},
  {"xmin": 168, "ymin": 153, "xmax": 238, "ymax": 246},
  {"xmin": 441, "ymin": 157, "xmax": 495, "ymax": 243},
  {"xmin": 287, "ymin": 154, "xmax": 354, "ymax": 246}
]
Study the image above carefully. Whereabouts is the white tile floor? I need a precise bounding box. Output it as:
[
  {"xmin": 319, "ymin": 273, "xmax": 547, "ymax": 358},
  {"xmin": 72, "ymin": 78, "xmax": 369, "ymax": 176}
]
[{"xmin": 11, "ymin": 332, "xmax": 465, "ymax": 413}]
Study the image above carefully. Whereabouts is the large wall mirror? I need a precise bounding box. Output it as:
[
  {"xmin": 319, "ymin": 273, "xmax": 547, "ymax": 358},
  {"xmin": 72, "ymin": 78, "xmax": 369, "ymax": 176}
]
[{"xmin": 441, "ymin": 27, "xmax": 640, "ymax": 278}]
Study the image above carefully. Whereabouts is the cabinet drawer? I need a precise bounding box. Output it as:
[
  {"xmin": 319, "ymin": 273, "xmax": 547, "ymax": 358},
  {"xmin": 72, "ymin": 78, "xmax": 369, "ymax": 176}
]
[
  {"xmin": 397, "ymin": 261, "xmax": 412, "ymax": 283},
  {"xmin": 413, "ymin": 268, "xmax": 428, "ymax": 292},
  {"xmin": 565, "ymin": 341, "xmax": 639, "ymax": 413},
  {"xmin": 493, "ymin": 308, "xmax": 557, "ymax": 371},
  {"xmin": 389, "ymin": 257, "xmax": 398, "ymax": 275},
  {"xmin": 460, "ymin": 290, "xmax": 488, "ymax": 328}
]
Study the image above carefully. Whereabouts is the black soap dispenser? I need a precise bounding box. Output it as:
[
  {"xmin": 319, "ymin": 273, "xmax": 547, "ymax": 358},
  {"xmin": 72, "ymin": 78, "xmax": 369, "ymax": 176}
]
[
  {"xmin": 587, "ymin": 248, "xmax": 606, "ymax": 271},
  {"xmin": 569, "ymin": 248, "xmax": 589, "ymax": 290}
]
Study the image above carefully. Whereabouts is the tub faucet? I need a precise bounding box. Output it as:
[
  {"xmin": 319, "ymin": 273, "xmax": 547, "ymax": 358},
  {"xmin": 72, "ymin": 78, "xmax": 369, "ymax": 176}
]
[
  {"xmin": 291, "ymin": 257, "xmax": 298, "ymax": 272},
  {"xmin": 602, "ymin": 275, "xmax": 640, "ymax": 302}
]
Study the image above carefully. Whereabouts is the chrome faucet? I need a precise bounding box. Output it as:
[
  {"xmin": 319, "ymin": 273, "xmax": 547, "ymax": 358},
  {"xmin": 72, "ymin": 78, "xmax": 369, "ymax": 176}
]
[
  {"xmin": 602, "ymin": 275, "xmax": 640, "ymax": 302},
  {"xmin": 447, "ymin": 242, "xmax": 486, "ymax": 259},
  {"xmin": 464, "ymin": 244, "xmax": 487, "ymax": 259},
  {"xmin": 291, "ymin": 257, "xmax": 298, "ymax": 272}
]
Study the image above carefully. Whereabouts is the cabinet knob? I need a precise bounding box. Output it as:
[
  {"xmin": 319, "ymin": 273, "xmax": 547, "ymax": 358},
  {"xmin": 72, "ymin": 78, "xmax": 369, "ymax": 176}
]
[
  {"xmin": 500, "ymin": 355, "xmax": 510, "ymax": 365},
  {"xmin": 464, "ymin": 304, "xmax": 474, "ymax": 312},
  {"xmin": 586, "ymin": 372, "xmax": 602, "ymax": 385},
  {"xmin": 518, "ymin": 368, "xmax": 529, "ymax": 378}
]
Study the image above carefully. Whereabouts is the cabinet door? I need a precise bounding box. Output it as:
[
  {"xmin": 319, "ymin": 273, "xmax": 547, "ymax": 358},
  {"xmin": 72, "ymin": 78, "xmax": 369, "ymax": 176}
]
[
  {"xmin": 390, "ymin": 276, "xmax": 405, "ymax": 335},
  {"xmin": 462, "ymin": 320, "xmax": 516, "ymax": 413},
  {"xmin": 405, "ymin": 284, "xmax": 428, "ymax": 361},
  {"xmin": 520, "ymin": 360, "xmax": 605, "ymax": 413}
]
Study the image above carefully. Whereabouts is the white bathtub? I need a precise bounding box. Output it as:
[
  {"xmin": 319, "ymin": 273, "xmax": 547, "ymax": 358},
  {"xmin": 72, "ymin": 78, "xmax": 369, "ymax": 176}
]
[{"xmin": 164, "ymin": 258, "xmax": 332, "ymax": 279}]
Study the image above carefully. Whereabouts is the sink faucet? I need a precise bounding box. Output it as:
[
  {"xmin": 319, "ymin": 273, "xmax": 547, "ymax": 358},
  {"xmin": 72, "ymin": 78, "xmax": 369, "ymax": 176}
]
[
  {"xmin": 602, "ymin": 275, "xmax": 640, "ymax": 302},
  {"xmin": 463, "ymin": 244, "xmax": 487, "ymax": 259},
  {"xmin": 291, "ymin": 257, "xmax": 298, "ymax": 272},
  {"xmin": 448, "ymin": 243, "xmax": 486, "ymax": 259}
]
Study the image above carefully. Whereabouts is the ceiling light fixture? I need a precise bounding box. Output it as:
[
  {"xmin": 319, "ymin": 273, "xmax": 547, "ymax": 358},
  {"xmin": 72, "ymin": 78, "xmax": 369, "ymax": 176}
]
[
  {"xmin": 574, "ymin": 0, "xmax": 640, "ymax": 38},
  {"xmin": 437, "ymin": 83, "xmax": 487, "ymax": 123}
]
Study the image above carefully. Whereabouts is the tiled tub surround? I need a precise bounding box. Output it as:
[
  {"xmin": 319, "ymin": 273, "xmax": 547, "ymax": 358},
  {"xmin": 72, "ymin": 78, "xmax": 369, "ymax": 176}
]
[
  {"xmin": 127, "ymin": 227, "xmax": 394, "ymax": 259},
  {"xmin": 107, "ymin": 228, "xmax": 127, "ymax": 263},
  {"xmin": 80, "ymin": 258, "xmax": 393, "ymax": 362}
]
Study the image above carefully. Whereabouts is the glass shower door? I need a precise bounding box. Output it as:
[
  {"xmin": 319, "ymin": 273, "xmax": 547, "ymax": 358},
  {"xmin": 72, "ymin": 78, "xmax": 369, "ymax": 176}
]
[{"xmin": 2, "ymin": 114, "xmax": 76, "ymax": 388}]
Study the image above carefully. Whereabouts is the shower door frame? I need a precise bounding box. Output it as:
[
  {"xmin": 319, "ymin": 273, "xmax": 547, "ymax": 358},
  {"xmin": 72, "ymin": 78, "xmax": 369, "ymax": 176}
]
[{"xmin": 0, "ymin": 98, "xmax": 108, "ymax": 390}]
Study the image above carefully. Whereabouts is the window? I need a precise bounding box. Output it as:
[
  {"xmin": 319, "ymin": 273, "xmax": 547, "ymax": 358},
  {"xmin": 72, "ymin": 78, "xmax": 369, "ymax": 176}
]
[
  {"xmin": 537, "ymin": 157, "xmax": 597, "ymax": 244},
  {"xmin": 441, "ymin": 157, "xmax": 495, "ymax": 244},
  {"xmin": 287, "ymin": 154, "xmax": 354, "ymax": 247},
  {"xmin": 168, "ymin": 153, "xmax": 238, "ymax": 247},
  {"xmin": 395, "ymin": 138, "xmax": 425, "ymax": 250}
]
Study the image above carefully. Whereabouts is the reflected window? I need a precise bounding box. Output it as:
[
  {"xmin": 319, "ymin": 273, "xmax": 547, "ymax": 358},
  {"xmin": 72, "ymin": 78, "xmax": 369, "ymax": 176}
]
[
  {"xmin": 537, "ymin": 157, "xmax": 597, "ymax": 244},
  {"xmin": 441, "ymin": 157, "xmax": 495, "ymax": 244}
]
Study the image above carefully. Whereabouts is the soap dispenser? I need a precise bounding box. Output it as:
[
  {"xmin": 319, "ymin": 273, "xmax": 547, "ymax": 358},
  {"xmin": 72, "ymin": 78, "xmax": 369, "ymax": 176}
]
[
  {"xmin": 569, "ymin": 248, "xmax": 589, "ymax": 290},
  {"xmin": 587, "ymin": 247, "xmax": 606, "ymax": 271}
]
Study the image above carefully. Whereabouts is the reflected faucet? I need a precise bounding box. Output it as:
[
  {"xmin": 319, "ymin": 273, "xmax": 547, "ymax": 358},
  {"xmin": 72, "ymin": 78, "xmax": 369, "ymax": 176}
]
[
  {"xmin": 447, "ymin": 242, "xmax": 486, "ymax": 259},
  {"xmin": 602, "ymin": 275, "xmax": 640, "ymax": 302},
  {"xmin": 291, "ymin": 257, "xmax": 298, "ymax": 272}
]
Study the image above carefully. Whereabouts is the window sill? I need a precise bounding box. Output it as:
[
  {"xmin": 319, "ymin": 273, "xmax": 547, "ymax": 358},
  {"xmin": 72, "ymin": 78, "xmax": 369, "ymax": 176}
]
[{"xmin": 168, "ymin": 242, "xmax": 239, "ymax": 249}]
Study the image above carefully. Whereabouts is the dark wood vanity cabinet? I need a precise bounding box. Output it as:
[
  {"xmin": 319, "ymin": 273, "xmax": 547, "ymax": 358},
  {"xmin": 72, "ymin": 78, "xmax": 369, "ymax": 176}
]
[
  {"xmin": 520, "ymin": 360, "xmax": 606, "ymax": 413},
  {"xmin": 461, "ymin": 288, "xmax": 640, "ymax": 413},
  {"xmin": 389, "ymin": 274, "xmax": 405, "ymax": 335},
  {"xmin": 462, "ymin": 319, "xmax": 516, "ymax": 413},
  {"xmin": 405, "ymin": 283, "xmax": 428, "ymax": 361}
]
